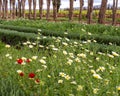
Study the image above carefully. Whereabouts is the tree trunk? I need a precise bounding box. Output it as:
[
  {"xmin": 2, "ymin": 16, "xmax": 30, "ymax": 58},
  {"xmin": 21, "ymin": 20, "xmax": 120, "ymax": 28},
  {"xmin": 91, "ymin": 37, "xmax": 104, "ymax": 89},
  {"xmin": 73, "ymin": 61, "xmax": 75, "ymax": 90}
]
[
  {"xmin": 21, "ymin": 0, "xmax": 26, "ymax": 18},
  {"xmin": 28, "ymin": 0, "xmax": 32, "ymax": 19},
  {"xmin": 57, "ymin": 0, "xmax": 61, "ymax": 13},
  {"xmin": 12, "ymin": 0, "xmax": 16, "ymax": 19},
  {"xmin": 46, "ymin": 0, "xmax": 50, "ymax": 20},
  {"xmin": 18, "ymin": 0, "xmax": 21, "ymax": 17},
  {"xmin": 69, "ymin": 0, "xmax": 74, "ymax": 21},
  {"xmin": 39, "ymin": 0, "xmax": 43, "ymax": 19},
  {"xmin": 52, "ymin": 0, "xmax": 57, "ymax": 21},
  {"xmin": 10, "ymin": 0, "xmax": 12, "ymax": 19},
  {"xmin": 5, "ymin": 0, "xmax": 8, "ymax": 19},
  {"xmin": 16, "ymin": 4, "xmax": 18, "ymax": 16},
  {"xmin": 0, "ymin": 0, "xmax": 2, "ymax": 18},
  {"xmin": 87, "ymin": 0, "xmax": 93, "ymax": 24},
  {"xmin": 79, "ymin": 0, "xmax": 84, "ymax": 22},
  {"xmin": 2, "ymin": 0, "xmax": 5, "ymax": 19},
  {"xmin": 33, "ymin": 0, "xmax": 36, "ymax": 19},
  {"xmin": 11, "ymin": 0, "xmax": 18, "ymax": 17},
  {"xmin": 112, "ymin": 0, "xmax": 118, "ymax": 25},
  {"xmin": 98, "ymin": 0, "xmax": 107, "ymax": 24}
]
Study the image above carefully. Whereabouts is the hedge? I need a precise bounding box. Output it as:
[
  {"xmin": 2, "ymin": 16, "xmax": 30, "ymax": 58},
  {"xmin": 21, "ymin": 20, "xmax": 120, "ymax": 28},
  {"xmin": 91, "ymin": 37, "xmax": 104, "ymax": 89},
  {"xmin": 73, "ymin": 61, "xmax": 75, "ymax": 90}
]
[
  {"xmin": 0, "ymin": 24, "xmax": 120, "ymax": 46},
  {"xmin": 1, "ymin": 28, "xmax": 120, "ymax": 55},
  {"xmin": 0, "ymin": 29, "xmax": 53, "ymax": 45}
]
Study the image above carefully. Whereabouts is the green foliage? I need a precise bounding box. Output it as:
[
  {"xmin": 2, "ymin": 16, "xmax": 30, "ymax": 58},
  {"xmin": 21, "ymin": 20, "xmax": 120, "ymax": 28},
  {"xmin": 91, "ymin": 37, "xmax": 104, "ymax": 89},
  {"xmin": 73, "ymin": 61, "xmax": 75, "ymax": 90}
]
[
  {"xmin": 81, "ymin": 34, "xmax": 120, "ymax": 45},
  {"xmin": 0, "ymin": 24, "xmax": 120, "ymax": 46},
  {"xmin": 0, "ymin": 29, "xmax": 32, "ymax": 45},
  {"xmin": 1, "ymin": 19, "xmax": 120, "ymax": 36},
  {"xmin": 85, "ymin": 24, "xmax": 120, "ymax": 36},
  {"xmin": 0, "ymin": 29, "xmax": 53, "ymax": 45},
  {"xmin": 88, "ymin": 43, "xmax": 120, "ymax": 53},
  {"xmin": 0, "ymin": 24, "xmax": 38, "ymax": 34}
]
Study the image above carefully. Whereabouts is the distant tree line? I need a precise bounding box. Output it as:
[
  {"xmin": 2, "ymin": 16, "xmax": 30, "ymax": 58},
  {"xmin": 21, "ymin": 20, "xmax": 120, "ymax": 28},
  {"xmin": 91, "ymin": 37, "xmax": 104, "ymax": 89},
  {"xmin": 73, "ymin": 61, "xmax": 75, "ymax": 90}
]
[{"xmin": 0, "ymin": 0, "xmax": 119, "ymax": 25}]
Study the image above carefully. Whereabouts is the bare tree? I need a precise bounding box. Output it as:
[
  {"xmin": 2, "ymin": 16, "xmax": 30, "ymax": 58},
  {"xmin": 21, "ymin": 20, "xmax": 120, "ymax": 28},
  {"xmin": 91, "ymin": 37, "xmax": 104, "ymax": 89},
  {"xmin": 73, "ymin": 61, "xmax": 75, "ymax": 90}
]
[
  {"xmin": 112, "ymin": 0, "xmax": 118, "ymax": 25},
  {"xmin": 46, "ymin": 0, "xmax": 51, "ymax": 20},
  {"xmin": 12, "ymin": 0, "xmax": 16, "ymax": 19},
  {"xmin": 98, "ymin": 0, "xmax": 108, "ymax": 24},
  {"xmin": 39, "ymin": 0, "xmax": 43, "ymax": 19},
  {"xmin": 10, "ymin": 0, "xmax": 12, "ymax": 18},
  {"xmin": 0, "ymin": 0, "xmax": 2, "ymax": 18},
  {"xmin": 5, "ymin": 0, "xmax": 8, "ymax": 19},
  {"xmin": 15, "ymin": 0, "xmax": 17, "ymax": 18},
  {"xmin": 57, "ymin": 0, "xmax": 61, "ymax": 13},
  {"xmin": 33, "ymin": 0, "xmax": 36, "ymax": 19},
  {"xmin": 52, "ymin": 0, "xmax": 57, "ymax": 21},
  {"xmin": 28, "ymin": 0, "xmax": 32, "ymax": 19},
  {"xmin": 69, "ymin": 0, "xmax": 74, "ymax": 21},
  {"xmin": 18, "ymin": 0, "xmax": 22, "ymax": 17},
  {"xmin": 21, "ymin": 0, "xmax": 26, "ymax": 18},
  {"xmin": 2, "ymin": 0, "xmax": 5, "ymax": 19},
  {"xmin": 2, "ymin": 0, "xmax": 6, "ymax": 19},
  {"xmin": 87, "ymin": 0, "xmax": 94, "ymax": 24},
  {"xmin": 79, "ymin": 0, "xmax": 84, "ymax": 22}
]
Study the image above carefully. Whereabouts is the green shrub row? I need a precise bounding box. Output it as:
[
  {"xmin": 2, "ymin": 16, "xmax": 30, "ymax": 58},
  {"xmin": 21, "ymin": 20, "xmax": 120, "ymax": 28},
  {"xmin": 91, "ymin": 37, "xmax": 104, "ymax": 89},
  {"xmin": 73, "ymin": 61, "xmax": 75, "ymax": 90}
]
[
  {"xmin": 0, "ymin": 24, "xmax": 38, "ymax": 34},
  {"xmin": 0, "ymin": 28, "xmax": 120, "ymax": 55},
  {"xmin": 81, "ymin": 34, "xmax": 120, "ymax": 45},
  {"xmin": 0, "ymin": 24, "xmax": 82, "ymax": 39},
  {"xmin": 88, "ymin": 43, "xmax": 120, "ymax": 53},
  {"xmin": 0, "ymin": 29, "xmax": 52, "ymax": 45},
  {"xmin": 1, "ymin": 19, "xmax": 120, "ymax": 36},
  {"xmin": 85, "ymin": 24, "xmax": 120, "ymax": 36},
  {"xmin": 0, "ymin": 24, "xmax": 120, "ymax": 46}
]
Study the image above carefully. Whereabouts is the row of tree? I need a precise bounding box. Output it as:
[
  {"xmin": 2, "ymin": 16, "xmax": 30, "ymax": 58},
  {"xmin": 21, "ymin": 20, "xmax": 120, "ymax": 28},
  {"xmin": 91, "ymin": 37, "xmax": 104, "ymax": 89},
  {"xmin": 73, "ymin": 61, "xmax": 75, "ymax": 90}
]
[{"xmin": 0, "ymin": 0, "xmax": 119, "ymax": 25}]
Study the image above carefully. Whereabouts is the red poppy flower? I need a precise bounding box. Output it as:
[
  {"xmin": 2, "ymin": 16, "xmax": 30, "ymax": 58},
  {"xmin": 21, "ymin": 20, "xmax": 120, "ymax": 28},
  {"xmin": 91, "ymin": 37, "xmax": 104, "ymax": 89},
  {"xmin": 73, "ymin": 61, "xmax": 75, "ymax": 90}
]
[
  {"xmin": 29, "ymin": 73, "xmax": 35, "ymax": 78},
  {"xmin": 17, "ymin": 59, "xmax": 23, "ymax": 64},
  {"xmin": 19, "ymin": 72, "xmax": 24, "ymax": 77},
  {"xmin": 26, "ymin": 59, "xmax": 31, "ymax": 63},
  {"xmin": 35, "ymin": 79, "xmax": 40, "ymax": 84}
]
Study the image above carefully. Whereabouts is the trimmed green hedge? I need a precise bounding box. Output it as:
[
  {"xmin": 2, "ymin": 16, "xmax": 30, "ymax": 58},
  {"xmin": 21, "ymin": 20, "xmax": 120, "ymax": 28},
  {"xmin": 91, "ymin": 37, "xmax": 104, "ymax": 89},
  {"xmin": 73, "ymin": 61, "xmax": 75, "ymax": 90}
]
[
  {"xmin": 81, "ymin": 34, "xmax": 120, "ymax": 45},
  {"xmin": 0, "ymin": 29, "xmax": 53, "ymax": 45},
  {"xmin": 0, "ymin": 24, "xmax": 120, "ymax": 46},
  {"xmin": 0, "ymin": 28, "xmax": 120, "ymax": 54},
  {"xmin": 0, "ymin": 24, "xmax": 82, "ymax": 39},
  {"xmin": 1, "ymin": 20, "xmax": 120, "ymax": 36},
  {"xmin": 0, "ymin": 24, "xmax": 38, "ymax": 34},
  {"xmin": 88, "ymin": 43, "xmax": 120, "ymax": 53}
]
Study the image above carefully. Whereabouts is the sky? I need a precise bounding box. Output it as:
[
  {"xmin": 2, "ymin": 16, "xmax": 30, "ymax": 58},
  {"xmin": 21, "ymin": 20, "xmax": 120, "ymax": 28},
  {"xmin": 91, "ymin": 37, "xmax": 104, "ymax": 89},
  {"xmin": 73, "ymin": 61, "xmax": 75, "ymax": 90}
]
[{"xmin": 23, "ymin": 0, "xmax": 120, "ymax": 9}]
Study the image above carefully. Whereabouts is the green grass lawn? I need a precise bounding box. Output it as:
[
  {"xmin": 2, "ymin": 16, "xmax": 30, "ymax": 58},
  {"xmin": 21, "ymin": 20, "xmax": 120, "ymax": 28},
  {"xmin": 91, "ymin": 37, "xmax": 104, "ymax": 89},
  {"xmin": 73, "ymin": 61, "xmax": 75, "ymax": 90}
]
[{"xmin": 0, "ymin": 20, "xmax": 120, "ymax": 96}]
